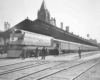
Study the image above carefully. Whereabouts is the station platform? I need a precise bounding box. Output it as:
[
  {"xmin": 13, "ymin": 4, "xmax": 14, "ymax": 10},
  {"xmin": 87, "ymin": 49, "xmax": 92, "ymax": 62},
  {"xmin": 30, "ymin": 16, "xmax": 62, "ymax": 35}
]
[{"xmin": 0, "ymin": 51, "xmax": 99, "ymax": 67}]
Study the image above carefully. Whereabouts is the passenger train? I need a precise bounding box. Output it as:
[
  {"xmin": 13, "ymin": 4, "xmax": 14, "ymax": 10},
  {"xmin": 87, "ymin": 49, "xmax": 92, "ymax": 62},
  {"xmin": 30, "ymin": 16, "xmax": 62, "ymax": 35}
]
[{"xmin": 7, "ymin": 29, "xmax": 98, "ymax": 57}]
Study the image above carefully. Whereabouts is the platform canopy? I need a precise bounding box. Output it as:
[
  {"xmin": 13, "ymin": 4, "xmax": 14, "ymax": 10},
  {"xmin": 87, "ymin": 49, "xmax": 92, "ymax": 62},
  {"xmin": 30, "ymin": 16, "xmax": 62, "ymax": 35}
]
[{"xmin": 2, "ymin": 18, "xmax": 98, "ymax": 47}]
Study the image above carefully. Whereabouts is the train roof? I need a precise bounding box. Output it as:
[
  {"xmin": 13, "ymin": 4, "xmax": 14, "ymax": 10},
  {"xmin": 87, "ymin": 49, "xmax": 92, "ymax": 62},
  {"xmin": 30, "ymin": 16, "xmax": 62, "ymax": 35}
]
[{"xmin": 3, "ymin": 18, "xmax": 98, "ymax": 47}]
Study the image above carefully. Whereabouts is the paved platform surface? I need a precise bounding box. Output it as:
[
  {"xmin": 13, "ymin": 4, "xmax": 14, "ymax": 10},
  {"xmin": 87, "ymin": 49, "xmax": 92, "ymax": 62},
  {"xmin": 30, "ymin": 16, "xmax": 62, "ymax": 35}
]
[
  {"xmin": 0, "ymin": 51, "xmax": 100, "ymax": 80},
  {"xmin": 0, "ymin": 51, "xmax": 99, "ymax": 67}
]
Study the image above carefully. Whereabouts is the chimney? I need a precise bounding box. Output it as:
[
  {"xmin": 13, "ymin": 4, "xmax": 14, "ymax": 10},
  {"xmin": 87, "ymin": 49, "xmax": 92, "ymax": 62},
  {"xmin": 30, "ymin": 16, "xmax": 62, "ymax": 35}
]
[
  {"xmin": 6, "ymin": 22, "xmax": 10, "ymax": 30},
  {"xmin": 8, "ymin": 22, "xmax": 10, "ymax": 29},
  {"xmin": 26, "ymin": 17, "xmax": 29, "ymax": 19},
  {"xmin": 54, "ymin": 18, "xmax": 56, "ymax": 26},
  {"xmin": 61, "ymin": 22, "xmax": 63, "ymax": 29},
  {"xmin": 50, "ymin": 17, "xmax": 53, "ymax": 25},
  {"xmin": 4, "ymin": 22, "xmax": 10, "ymax": 31},
  {"xmin": 4, "ymin": 22, "xmax": 7, "ymax": 31},
  {"xmin": 66, "ymin": 26, "xmax": 69, "ymax": 32}
]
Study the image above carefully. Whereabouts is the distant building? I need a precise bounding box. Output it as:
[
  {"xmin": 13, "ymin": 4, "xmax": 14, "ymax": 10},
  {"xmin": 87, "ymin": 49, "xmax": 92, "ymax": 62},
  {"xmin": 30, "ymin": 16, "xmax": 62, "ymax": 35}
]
[
  {"xmin": 61, "ymin": 22, "xmax": 63, "ymax": 30},
  {"xmin": 37, "ymin": 0, "xmax": 56, "ymax": 26},
  {"xmin": 89, "ymin": 38, "xmax": 97, "ymax": 45},
  {"xmin": 0, "ymin": 31, "xmax": 4, "ymax": 45},
  {"xmin": 37, "ymin": 0, "xmax": 50, "ymax": 23},
  {"xmin": 1, "ymin": 0, "xmax": 98, "ymax": 48},
  {"xmin": 97, "ymin": 43, "xmax": 100, "ymax": 50},
  {"xmin": 65, "ymin": 26, "xmax": 69, "ymax": 32},
  {"xmin": 4, "ymin": 22, "xmax": 10, "ymax": 31}
]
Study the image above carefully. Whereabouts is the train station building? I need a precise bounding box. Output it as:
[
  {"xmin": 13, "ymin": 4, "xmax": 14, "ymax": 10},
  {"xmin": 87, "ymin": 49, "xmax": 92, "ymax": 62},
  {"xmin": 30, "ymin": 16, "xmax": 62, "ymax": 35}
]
[
  {"xmin": 0, "ymin": 0, "xmax": 98, "ymax": 55},
  {"xmin": 1, "ymin": 1, "xmax": 97, "ymax": 45}
]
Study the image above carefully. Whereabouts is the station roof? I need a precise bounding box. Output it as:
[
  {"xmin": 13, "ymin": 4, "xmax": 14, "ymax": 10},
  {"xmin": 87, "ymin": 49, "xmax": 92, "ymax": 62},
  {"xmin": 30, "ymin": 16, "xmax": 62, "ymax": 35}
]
[{"xmin": 2, "ymin": 18, "xmax": 98, "ymax": 47}]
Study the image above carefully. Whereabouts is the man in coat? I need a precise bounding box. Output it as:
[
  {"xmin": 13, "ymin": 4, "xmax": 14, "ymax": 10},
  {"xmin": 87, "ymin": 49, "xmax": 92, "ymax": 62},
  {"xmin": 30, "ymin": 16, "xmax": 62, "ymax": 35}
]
[
  {"xmin": 41, "ymin": 47, "xmax": 46, "ymax": 60},
  {"xmin": 78, "ymin": 47, "xmax": 81, "ymax": 58}
]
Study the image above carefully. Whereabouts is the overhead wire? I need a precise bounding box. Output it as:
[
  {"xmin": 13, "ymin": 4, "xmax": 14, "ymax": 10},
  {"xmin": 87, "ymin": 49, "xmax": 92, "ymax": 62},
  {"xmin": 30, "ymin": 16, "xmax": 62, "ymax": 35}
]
[
  {"xmin": 0, "ymin": 1, "xmax": 7, "ymax": 31},
  {"xmin": 20, "ymin": 0, "xmax": 28, "ymax": 17},
  {"xmin": 0, "ymin": 0, "xmax": 31, "ymax": 31},
  {"xmin": 19, "ymin": 0, "xmax": 36, "ymax": 19},
  {"xmin": 10, "ymin": 0, "xmax": 28, "ymax": 26},
  {"xmin": 25, "ymin": 0, "xmax": 36, "ymax": 14},
  {"xmin": 0, "ymin": 0, "xmax": 35, "ymax": 29}
]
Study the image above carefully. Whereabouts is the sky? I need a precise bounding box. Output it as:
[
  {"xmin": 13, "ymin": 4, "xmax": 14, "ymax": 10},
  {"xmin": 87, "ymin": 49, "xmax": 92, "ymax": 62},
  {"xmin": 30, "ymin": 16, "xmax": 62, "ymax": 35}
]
[{"xmin": 0, "ymin": 0, "xmax": 100, "ymax": 42}]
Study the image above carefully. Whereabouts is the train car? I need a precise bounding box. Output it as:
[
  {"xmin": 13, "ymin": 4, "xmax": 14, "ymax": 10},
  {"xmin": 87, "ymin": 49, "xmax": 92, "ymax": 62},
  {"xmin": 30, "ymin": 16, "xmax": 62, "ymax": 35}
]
[
  {"xmin": 56, "ymin": 39, "xmax": 98, "ymax": 53},
  {"xmin": 7, "ymin": 28, "xmax": 98, "ymax": 57}
]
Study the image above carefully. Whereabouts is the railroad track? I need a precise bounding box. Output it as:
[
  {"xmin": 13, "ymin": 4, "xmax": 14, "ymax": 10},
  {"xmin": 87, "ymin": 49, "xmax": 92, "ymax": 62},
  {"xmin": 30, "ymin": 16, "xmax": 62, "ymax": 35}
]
[
  {"xmin": 0, "ymin": 51, "xmax": 99, "ymax": 80},
  {"xmin": 0, "ymin": 60, "xmax": 50, "ymax": 75},
  {"xmin": 0, "ymin": 59, "xmax": 40, "ymax": 67},
  {"xmin": 16, "ymin": 57, "xmax": 100, "ymax": 80},
  {"xmin": 72, "ymin": 62, "xmax": 100, "ymax": 80},
  {"xmin": 39, "ymin": 58, "xmax": 100, "ymax": 80},
  {"xmin": 0, "ymin": 60, "xmax": 69, "ymax": 80},
  {"xmin": 15, "ymin": 61, "xmax": 68, "ymax": 80}
]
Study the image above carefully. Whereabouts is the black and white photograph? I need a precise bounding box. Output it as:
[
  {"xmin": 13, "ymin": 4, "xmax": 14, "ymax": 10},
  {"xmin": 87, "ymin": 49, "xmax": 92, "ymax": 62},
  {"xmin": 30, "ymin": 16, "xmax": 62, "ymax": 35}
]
[{"xmin": 0, "ymin": 0, "xmax": 100, "ymax": 80}]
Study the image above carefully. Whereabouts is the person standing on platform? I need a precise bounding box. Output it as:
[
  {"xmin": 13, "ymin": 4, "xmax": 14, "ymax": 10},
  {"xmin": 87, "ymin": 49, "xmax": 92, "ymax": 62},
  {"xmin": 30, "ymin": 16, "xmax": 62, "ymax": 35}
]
[
  {"xmin": 78, "ymin": 47, "xmax": 81, "ymax": 58},
  {"xmin": 35, "ymin": 47, "xmax": 39, "ymax": 58},
  {"xmin": 41, "ymin": 47, "xmax": 46, "ymax": 60},
  {"xmin": 21, "ymin": 48, "xmax": 25, "ymax": 60},
  {"xmin": 56, "ymin": 48, "xmax": 59, "ymax": 56}
]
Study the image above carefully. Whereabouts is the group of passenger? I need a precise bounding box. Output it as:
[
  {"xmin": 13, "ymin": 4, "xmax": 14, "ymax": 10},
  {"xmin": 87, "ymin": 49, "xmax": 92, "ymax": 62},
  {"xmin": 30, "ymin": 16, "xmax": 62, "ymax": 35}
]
[
  {"xmin": 20, "ymin": 46, "xmax": 82, "ymax": 60},
  {"xmin": 20, "ymin": 47, "xmax": 48, "ymax": 60}
]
